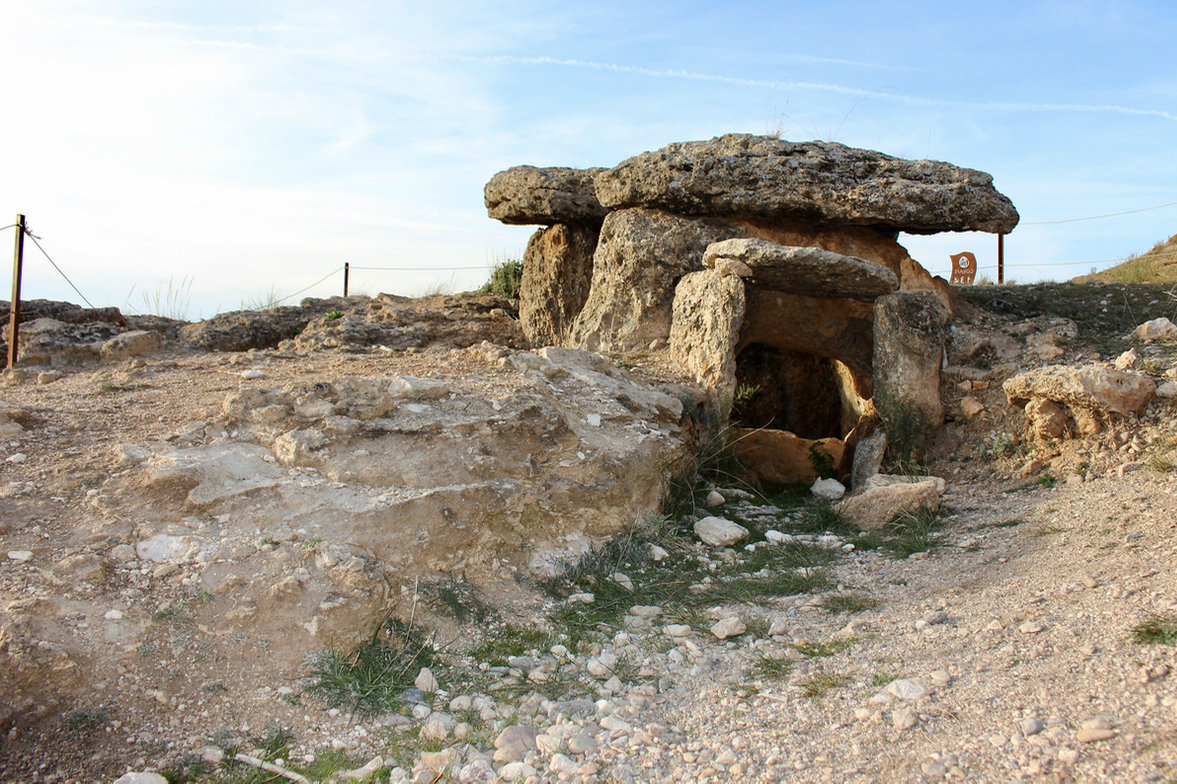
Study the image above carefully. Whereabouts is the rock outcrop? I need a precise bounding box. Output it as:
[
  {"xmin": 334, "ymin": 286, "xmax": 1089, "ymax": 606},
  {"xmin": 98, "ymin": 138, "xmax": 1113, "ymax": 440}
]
[
  {"xmin": 121, "ymin": 346, "xmax": 687, "ymax": 668},
  {"xmin": 1004, "ymin": 365, "xmax": 1157, "ymax": 437}
]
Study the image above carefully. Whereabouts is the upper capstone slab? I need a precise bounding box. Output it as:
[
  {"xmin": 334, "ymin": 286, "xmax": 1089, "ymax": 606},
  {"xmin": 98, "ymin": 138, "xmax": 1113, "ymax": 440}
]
[{"xmin": 592, "ymin": 134, "xmax": 1019, "ymax": 234}]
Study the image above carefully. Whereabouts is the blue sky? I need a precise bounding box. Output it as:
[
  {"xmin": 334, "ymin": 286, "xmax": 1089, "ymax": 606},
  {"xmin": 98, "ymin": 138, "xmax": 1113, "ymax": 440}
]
[{"xmin": 2, "ymin": 1, "xmax": 1175, "ymax": 319}]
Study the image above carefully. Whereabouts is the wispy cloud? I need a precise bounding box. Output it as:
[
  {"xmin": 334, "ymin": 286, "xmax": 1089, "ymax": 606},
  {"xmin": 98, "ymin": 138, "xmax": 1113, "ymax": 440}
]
[{"xmin": 483, "ymin": 55, "xmax": 1177, "ymax": 122}]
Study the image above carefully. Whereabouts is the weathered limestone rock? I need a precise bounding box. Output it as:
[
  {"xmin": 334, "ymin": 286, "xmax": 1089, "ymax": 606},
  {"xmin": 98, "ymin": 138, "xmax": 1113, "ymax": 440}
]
[
  {"xmin": 732, "ymin": 429, "xmax": 844, "ymax": 486},
  {"xmin": 484, "ymin": 166, "xmax": 607, "ymax": 226},
  {"xmin": 851, "ymin": 429, "xmax": 887, "ymax": 490},
  {"xmin": 519, "ymin": 223, "xmax": 598, "ymax": 347},
  {"xmin": 1023, "ymin": 397, "xmax": 1072, "ymax": 440},
  {"xmin": 836, "ymin": 475, "xmax": 943, "ymax": 531},
  {"xmin": 873, "ymin": 292, "xmax": 951, "ymax": 446},
  {"xmin": 1004, "ymin": 365, "xmax": 1157, "ymax": 436},
  {"xmin": 594, "ymin": 134, "xmax": 1019, "ymax": 234},
  {"xmin": 669, "ymin": 270, "xmax": 746, "ymax": 391},
  {"xmin": 182, "ymin": 300, "xmax": 344, "ymax": 352},
  {"xmin": 101, "ymin": 329, "xmax": 164, "ymax": 361},
  {"xmin": 567, "ymin": 208, "xmax": 747, "ymax": 352},
  {"xmin": 10, "ymin": 318, "xmax": 122, "ymax": 365},
  {"xmin": 703, "ymin": 238, "xmax": 898, "ymax": 300}
]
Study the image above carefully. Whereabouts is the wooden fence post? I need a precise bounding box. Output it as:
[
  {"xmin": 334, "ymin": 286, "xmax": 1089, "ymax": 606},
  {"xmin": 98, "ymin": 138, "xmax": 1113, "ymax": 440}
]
[
  {"xmin": 343, "ymin": 262, "xmax": 349, "ymax": 297},
  {"xmin": 7, "ymin": 214, "xmax": 25, "ymax": 369}
]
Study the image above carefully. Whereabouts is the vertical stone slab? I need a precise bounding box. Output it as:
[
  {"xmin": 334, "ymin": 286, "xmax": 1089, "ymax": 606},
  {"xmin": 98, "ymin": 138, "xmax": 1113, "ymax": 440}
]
[
  {"xmin": 568, "ymin": 208, "xmax": 746, "ymax": 353},
  {"xmin": 872, "ymin": 292, "xmax": 950, "ymax": 459},
  {"xmin": 669, "ymin": 270, "xmax": 746, "ymax": 392},
  {"xmin": 518, "ymin": 223, "xmax": 599, "ymax": 348}
]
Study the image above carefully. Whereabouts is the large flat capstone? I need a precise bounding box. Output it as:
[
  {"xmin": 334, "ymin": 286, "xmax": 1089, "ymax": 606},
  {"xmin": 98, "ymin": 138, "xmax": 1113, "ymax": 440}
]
[{"xmin": 593, "ymin": 134, "xmax": 1019, "ymax": 234}]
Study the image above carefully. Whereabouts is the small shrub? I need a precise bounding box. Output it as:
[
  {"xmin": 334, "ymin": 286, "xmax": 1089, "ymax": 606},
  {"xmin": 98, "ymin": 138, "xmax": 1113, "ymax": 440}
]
[
  {"xmin": 326, "ymin": 310, "xmax": 344, "ymax": 320},
  {"xmin": 478, "ymin": 257, "xmax": 524, "ymax": 299},
  {"xmin": 884, "ymin": 506, "xmax": 944, "ymax": 558},
  {"xmin": 66, "ymin": 705, "xmax": 110, "ymax": 730},
  {"xmin": 808, "ymin": 443, "xmax": 837, "ymax": 480},
  {"xmin": 302, "ymin": 618, "xmax": 439, "ymax": 719}
]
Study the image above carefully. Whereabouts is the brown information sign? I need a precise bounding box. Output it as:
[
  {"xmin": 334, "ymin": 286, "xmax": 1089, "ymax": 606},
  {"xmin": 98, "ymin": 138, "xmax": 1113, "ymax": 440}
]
[{"xmin": 950, "ymin": 252, "xmax": 978, "ymax": 285}]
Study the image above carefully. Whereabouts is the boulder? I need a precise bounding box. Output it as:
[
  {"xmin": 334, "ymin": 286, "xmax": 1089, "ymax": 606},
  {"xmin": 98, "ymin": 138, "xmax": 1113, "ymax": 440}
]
[
  {"xmin": 836, "ymin": 475, "xmax": 943, "ymax": 531},
  {"xmin": 518, "ymin": 223, "xmax": 598, "ymax": 347},
  {"xmin": 484, "ymin": 166, "xmax": 607, "ymax": 226},
  {"xmin": 1131, "ymin": 317, "xmax": 1177, "ymax": 343},
  {"xmin": 873, "ymin": 292, "xmax": 951, "ymax": 449},
  {"xmin": 122, "ymin": 348, "xmax": 688, "ymax": 670},
  {"xmin": 669, "ymin": 270, "xmax": 746, "ymax": 391},
  {"xmin": 703, "ymin": 238, "xmax": 898, "ymax": 300},
  {"xmin": 101, "ymin": 329, "xmax": 164, "ymax": 361},
  {"xmin": 593, "ymin": 134, "xmax": 1020, "ymax": 234},
  {"xmin": 567, "ymin": 208, "xmax": 748, "ymax": 352},
  {"xmin": 732, "ymin": 429, "xmax": 844, "ymax": 486},
  {"xmin": 1003, "ymin": 365, "xmax": 1157, "ymax": 435}
]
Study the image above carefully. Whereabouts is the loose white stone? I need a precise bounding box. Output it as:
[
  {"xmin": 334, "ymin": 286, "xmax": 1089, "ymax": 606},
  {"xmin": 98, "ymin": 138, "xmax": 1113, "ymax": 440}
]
[
  {"xmin": 414, "ymin": 667, "xmax": 439, "ymax": 693},
  {"xmin": 104, "ymin": 609, "xmax": 124, "ymax": 620},
  {"xmin": 710, "ymin": 616, "xmax": 746, "ymax": 639},
  {"xmin": 810, "ymin": 478, "xmax": 846, "ymax": 500},
  {"xmin": 694, "ymin": 516, "xmax": 749, "ymax": 547},
  {"xmin": 892, "ymin": 706, "xmax": 919, "ymax": 730},
  {"xmin": 885, "ymin": 679, "xmax": 931, "ymax": 700},
  {"xmin": 704, "ymin": 490, "xmax": 726, "ymax": 507},
  {"xmin": 240, "ymin": 369, "xmax": 265, "ymax": 379},
  {"xmin": 665, "ymin": 624, "xmax": 692, "ymax": 637},
  {"xmin": 1021, "ymin": 717, "xmax": 1046, "ymax": 736},
  {"xmin": 6, "ymin": 550, "xmax": 33, "ymax": 562}
]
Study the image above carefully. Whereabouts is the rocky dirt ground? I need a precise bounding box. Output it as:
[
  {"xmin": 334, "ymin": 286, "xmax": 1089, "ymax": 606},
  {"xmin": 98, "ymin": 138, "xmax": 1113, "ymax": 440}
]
[{"xmin": 0, "ymin": 284, "xmax": 1175, "ymax": 783}]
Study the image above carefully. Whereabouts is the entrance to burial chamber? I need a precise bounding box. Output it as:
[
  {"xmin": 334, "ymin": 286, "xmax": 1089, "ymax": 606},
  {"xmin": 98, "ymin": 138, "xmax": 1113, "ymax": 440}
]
[
  {"xmin": 732, "ymin": 344, "xmax": 844, "ymax": 440},
  {"xmin": 728, "ymin": 336, "xmax": 876, "ymax": 484}
]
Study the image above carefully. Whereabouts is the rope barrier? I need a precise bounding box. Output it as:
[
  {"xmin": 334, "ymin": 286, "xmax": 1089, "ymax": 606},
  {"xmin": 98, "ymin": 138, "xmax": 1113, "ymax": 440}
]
[
  {"xmin": 1022, "ymin": 199, "xmax": 1177, "ymax": 226},
  {"xmin": 25, "ymin": 232, "xmax": 96, "ymax": 309},
  {"xmin": 274, "ymin": 266, "xmax": 345, "ymax": 305},
  {"xmin": 350, "ymin": 265, "xmax": 491, "ymax": 271}
]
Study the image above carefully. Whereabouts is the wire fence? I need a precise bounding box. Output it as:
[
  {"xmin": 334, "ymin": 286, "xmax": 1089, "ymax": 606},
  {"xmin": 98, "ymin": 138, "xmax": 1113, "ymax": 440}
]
[{"xmin": 2, "ymin": 198, "xmax": 1176, "ymax": 315}]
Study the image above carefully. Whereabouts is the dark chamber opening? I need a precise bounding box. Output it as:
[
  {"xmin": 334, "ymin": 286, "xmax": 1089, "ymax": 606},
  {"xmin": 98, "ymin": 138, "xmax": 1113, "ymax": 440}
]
[{"xmin": 732, "ymin": 343, "xmax": 843, "ymax": 441}]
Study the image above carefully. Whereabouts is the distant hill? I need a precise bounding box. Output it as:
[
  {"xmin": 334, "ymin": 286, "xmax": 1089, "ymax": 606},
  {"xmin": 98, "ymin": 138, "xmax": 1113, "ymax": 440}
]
[{"xmin": 1075, "ymin": 232, "xmax": 1177, "ymax": 283}]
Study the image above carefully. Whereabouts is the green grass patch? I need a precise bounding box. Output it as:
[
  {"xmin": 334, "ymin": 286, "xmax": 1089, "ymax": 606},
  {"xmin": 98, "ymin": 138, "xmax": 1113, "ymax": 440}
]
[
  {"xmin": 884, "ymin": 506, "xmax": 945, "ymax": 558},
  {"xmin": 301, "ymin": 618, "xmax": 441, "ymax": 719},
  {"xmin": 799, "ymin": 672, "xmax": 850, "ymax": 700},
  {"xmin": 751, "ymin": 655, "xmax": 793, "ymax": 680},
  {"xmin": 819, "ymin": 592, "xmax": 879, "ymax": 614},
  {"xmin": 1131, "ymin": 612, "xmax": 1177, "ymax": 646}
]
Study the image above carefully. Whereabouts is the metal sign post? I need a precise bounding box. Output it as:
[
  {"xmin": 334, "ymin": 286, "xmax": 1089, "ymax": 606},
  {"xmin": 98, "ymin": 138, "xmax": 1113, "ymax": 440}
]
[{"xmin": 7, "ymin": 214, "xmax": 25, "ymax": 369}]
